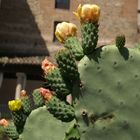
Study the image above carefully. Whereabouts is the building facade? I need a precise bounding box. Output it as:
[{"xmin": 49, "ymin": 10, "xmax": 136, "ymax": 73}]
[
  {"xmin": 0, "ymin": 0, "xmax": 139, "ymax": 118},
  {"xmin": 29, "ymin": 0, "xmax": 139, "ymax": 49}
]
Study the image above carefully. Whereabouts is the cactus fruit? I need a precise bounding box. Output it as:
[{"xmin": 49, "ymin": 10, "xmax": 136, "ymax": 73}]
[
  {"xmin": 64, "ymin": 36, "xmax": 84, "ymax": 60},
  {"xmin": 32, "ymin": 89, "xmax": 45, "ymax": 107},
  {"xmin": 5, "ymin": 122, "xmax": 19, "ymax": 140},
  {"xmin": 47, "ymin": 96, "xmax": 75, "ymax": 122},
  {"xmin": 56, "ymin": 48, "xmax": 79, "ymax": 81},
  {"xmin": 45, "ymin": 67, "xmax": 72, "ymax": 99},
  {"xmin": 0, "ymin": 119, "xmax": 19, "ymax": 140},
  {"xmin": 20, "ymin": 90, "xmax": 32, "ymax": 116},
  {"xmin": 3, "ymin": 3, "xmax": 140, "ymax": 140},
  {"xmin": 81, "ymin": 23, "xmax": 99, "ymax": 54}
]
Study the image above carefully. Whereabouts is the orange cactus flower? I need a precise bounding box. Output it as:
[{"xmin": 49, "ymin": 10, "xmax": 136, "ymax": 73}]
[
  {"xmin": 74, "ymin": 4, "xmax": 100, "ymax": 23},
  {"xmin": 55, "ymin": 22, "xmax": 77, "ymax": 43},
  {"xmin": 20, "ymin": 90, "xmax": 27, "ymax": 98},
  {"xmin": 41, "ymin": 58, "xmax": 56, "ymax": 75},
  {"xmin": 0, "ymin": 119, "xmax": 9, "ymax": 127},
  {"xmin": 39, "ymin": 87, "xmax": 53, "ymax": 101}
]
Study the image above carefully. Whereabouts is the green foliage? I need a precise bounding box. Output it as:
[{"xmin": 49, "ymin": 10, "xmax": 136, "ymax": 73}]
[
  {"xmin": 73, "ymin": 45, "xmax": 140, "ymax": 140},
  {"xmin": 47, "ymin": 96, "xmax": 75, "ymax": 122},
  {"xmin": 0, "ymin": 126, "xmax": 5, "ymax": 139},
  {"xmin": 64, "ymin": 37, "xmax": 84, "ymax": 61},
  {"xmin": 20, "ymin": 106, "xmax": 77, "ymax": 140},
  {"xmin": 81, "ymin": 23, "xmax": 99, "ymax": 54},
  {"xmin": 56, "ymin": 48, "xmax": 79, "ymax": 81},
  {"xmin": 21, "ymin": 96, "xmax": 32, "ymax": 115},
  {"xmin": 5, "ymin": 122, "xmax": 19, "ymax": 140},
  {"xmin": 46, "ymin": 68, "xmax": 72, "ymax": 99},
  {"xmin": 32, "ymin": 89, "xmax": 45, "ymax": 107},
  {"xmin": 11, "ymin": 110, "xmax": 26, "ymax": 134}
]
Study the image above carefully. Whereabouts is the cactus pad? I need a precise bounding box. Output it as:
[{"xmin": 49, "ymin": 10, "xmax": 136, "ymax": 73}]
[
  {"xmin": 32, "ymin": 89, "xmax": 45, "ymax": 107},
  {"xmin": 47, "ymin": 96, "xmax": 75, "ymax": 122},
  {"xmin": 73, "ymin": 45, "xmax": 140, "ymax": 140},
  {"xmin": 64, "ymin": 36, "xmax": 84, "ymax": 61},
  {"xmin": 46, "ymin": 68, "xmax": 72, "ymax": 99},
  {"xmin": 56, "ymin": 48, "xmax": 79, "ymax": 81},
  {"xmin": 21, "ymin": 96, "xmax": 32, "ymax": 115},
  {"xmin": 20, "ymin": 106, "xmax": 76, "ymax": 140},
  {"xmin": 5, "ymin": 122, "xmax": 19, "ymax": 140},
  {"xmin": 81, "ymin": 23, "xmax": 99, "ymax": 54}
]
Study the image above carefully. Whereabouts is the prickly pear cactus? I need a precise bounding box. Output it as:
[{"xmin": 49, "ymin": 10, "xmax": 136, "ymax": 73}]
[{"xmin": 1, "ymin": 3, "xmax": 140, "ymax": 140}]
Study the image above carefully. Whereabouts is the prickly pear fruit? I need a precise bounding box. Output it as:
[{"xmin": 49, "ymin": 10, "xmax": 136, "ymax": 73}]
[
  {"xmin": 32, "ymin": 89, "xmax": 45, "ymax": 107},
  {"xmin": 64, "ymin": 36, "xmax": 84, "ymax": 60},
  {"xmin": 46, "ymin": 68, "xmax": 72, "ymax": 99},
  {"xmin": 56, "ymin": 48, "xmax": 79, "ymax": 81},
  {"xmin": 20, "ymin": 90, "xmax": 32, "ymax": 116},
  {"xmin": 5, "ymin": 122, "xmax": 19, "ymax": 140},
  {"xmin": 47, "ymin": 96, "xmax": 75, "ymax": 122},
  {"xmin": 81, "ymin": 23, "xmax": 99, "ymax": 54}
]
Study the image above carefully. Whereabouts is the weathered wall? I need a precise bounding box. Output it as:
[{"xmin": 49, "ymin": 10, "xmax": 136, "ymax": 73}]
[
  {"xmin": 0, "ymin": 0, "xmax": 139, "ymax": 57},
  {"xmin": 35, "ymin": 0, "xmax": 138, "ymax": 46}
]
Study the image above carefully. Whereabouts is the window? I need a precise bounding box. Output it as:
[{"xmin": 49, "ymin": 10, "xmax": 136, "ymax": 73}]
[
  {"xmin": 53, "ymin": 21, "xmax": 62, "ymax": 42},
  {"xmin": 55, "ymin": 0, "xmax": 70, "ymax": 10}
]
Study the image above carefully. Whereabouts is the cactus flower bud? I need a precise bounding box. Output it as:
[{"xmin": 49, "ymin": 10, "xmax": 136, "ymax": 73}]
[
  {"xmin": 39, "ymin": 87, "xmax": 53, "ymax": 101},
  {"xmin": 41, "ymin": 58, "xmax": 56, "ymax": 75},
  {"xmin": 74, "ymin": 4, "xmax": 100, "ymax": 23},
  {"xmin": 0, "ymin": 119, "xmax": 9, "ymax": 127},
  {"xmin": 55, "ymin": 22, "xmax": 77, "ymax": 43},
  {"xmin": 20, "ymin": 90, "xmax": 27, "ymax": 98},
  {"xmin": 8, "ymin": 99, "xmax": 22, "ymax": 111}
]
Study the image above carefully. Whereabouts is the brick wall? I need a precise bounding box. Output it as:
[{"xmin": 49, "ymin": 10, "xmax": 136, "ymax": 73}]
[
  {"xmin": 36, "ymin": 0, "xmax": 138, "ymax": 46},
  {"xmin": 0, "ymin": 0, "xmax": 139, "ymax": 57}
]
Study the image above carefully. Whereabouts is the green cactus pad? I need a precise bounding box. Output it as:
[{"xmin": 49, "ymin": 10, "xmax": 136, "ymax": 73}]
[
  {"xmin": 47, "ymin": 96, "xmax": 75, "ymax": 122},
  {"xmin": 56, "ymin": 48, "xmax": 79, "ymax": 81},
  {"xmin": 64, "ymin": 123, "xmax": 80, "ymax": 140},
  {"xmin": 20, "ymin": 106, "xmax": 76, "ymax": 140},
  {"xmin": 73, "ymin": 45, "xmax": 140, "ymax": 140},
  {"xmin": 64, "ymin": 36, "xmax": 84, "ymax": 61},
  {"xmin": 46, "ymin": 68, "xmax": 72, "ymax": 99},
  {"xmin": 81, "ymin": 23, "xmax": 99, "ymax": 54},
  {"xmin": 32, "ymin": 89, "xmax": 45, "ymax": 108},
  {"xmin": 5, "ymin": 122, "xmax": 19, "ymax": 140}
]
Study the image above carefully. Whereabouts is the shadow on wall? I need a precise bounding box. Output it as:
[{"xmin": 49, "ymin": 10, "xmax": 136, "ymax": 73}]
[{"xmin": 0, "ymin": 0, "xmax": 49, "ymax": 56}]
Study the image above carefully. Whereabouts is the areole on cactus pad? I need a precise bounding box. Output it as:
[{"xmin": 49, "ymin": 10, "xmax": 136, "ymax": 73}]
[{"xmin": 1, "ymin": 3, "xmax": 140, "ymax": 140}]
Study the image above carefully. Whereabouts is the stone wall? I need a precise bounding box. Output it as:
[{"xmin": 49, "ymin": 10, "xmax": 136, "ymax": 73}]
[
  {"xmin": 0, "ymin": 0, "xmax": 139, "ymax": 57},
  {"xmin": 36, "ymin": 0, "xmax": 138, "ymax": 46}
]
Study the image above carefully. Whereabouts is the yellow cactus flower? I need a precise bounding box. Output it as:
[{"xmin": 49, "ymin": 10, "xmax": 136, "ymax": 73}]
[
  {"xmin": 8, "ymin": 99, "xmax": 22, "ymax": 111},
  {"xmin": 74, "ymin": 4, "xmax": 100, "ymax": 23},
  {"xmin": 55, "ymin": 22, "xmax": 77, "ymax": 43}
]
